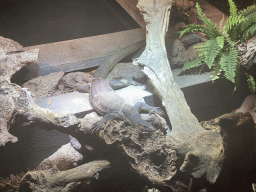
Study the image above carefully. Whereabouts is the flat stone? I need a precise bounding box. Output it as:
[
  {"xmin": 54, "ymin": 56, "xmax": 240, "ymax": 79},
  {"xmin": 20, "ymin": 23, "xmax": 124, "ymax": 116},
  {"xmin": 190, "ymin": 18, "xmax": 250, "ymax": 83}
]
[
  {"xmin": 172, "ymin": 68, "xmax": 212, "ymax": 88},
  {"xmin": 35, "ymin": 91, "xmax": 93, "ymax": 118},
  {"xmin": 115, "ymin": 83, "xmax": 161, "ymax": 107}
]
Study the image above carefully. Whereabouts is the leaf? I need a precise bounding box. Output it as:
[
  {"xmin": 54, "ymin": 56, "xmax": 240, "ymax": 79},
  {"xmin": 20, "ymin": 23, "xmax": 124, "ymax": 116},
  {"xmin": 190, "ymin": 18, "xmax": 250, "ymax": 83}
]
[
  {"xmin": 238, "ymin": 4, "xmax": 256, "ymax": 17},
  {"xmin": 195, "ymin": 2, "xmax": 219, "ymax": 38},
  {"xmin": 211, "ymin": 63, "xmax": 222, "ymax": 81},
  {"xmin": 228, "ymin": 0, "xmax": 238, "ymax": 17},
  {"xmin": 179, "ymin": 24, "xmax": 209, "ymax": 38},
  {"xmin": 219, "ymin": 47, "xmax": 238, "ymax": 83},
  {"xmin": 243, "ymin": 23, "xmax": 256, "ymax": 40},
  {"xmin": 216, "ymin": 36, "xmax": 224, "ymax": 49},
  {"xmin": 180, "ymin": 57, "xmax": 204, "ymax": 73},
  {"xmin": 225, "ymin": 14, "xmax": 245, "ymax": 32},
  {"xmin": 240, "ymin": 12, "xmax": 256, "ymax": 32},
  {"xmin": 245, "ymin": 73, "xmax": 256, "ymax": 94},
  {"xmin": 202, "ymin": 39, "xmax": 222, "ymax": 69}
]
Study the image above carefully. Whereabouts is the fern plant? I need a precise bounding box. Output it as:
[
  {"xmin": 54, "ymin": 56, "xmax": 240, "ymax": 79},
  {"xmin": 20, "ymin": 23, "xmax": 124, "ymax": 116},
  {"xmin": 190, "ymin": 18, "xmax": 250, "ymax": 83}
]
[{"xmin": 179, "ymin": 0, "xmax": 256, "ymax": 93}]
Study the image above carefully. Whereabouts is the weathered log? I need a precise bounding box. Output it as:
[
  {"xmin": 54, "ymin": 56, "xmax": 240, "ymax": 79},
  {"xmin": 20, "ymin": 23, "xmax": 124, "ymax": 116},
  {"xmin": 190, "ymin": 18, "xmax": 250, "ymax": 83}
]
[
  {"xmin": 133, "ymin": 0, "xmax": 224, "ymax": 185},
  {"xmin": 18, "ymin": 110, "xmax": 256, "ymax": 191},
  {"xmin": 0, "ymin": 36, "xmax": 80, "ymax": 146},
  {"xmin": 236, "ymin": 95, "xmax": 256, "ymax": 123},
  {"xmin": 135, "ymin": 0, "xmax": 204, "ymax": 142},
  {"xmin": 238, "ymin": 37, "xmax": 256, "ymax": 69},
  {"xmin": 19, "ymin": 160, "xmax": 112, "ymax": 192}
]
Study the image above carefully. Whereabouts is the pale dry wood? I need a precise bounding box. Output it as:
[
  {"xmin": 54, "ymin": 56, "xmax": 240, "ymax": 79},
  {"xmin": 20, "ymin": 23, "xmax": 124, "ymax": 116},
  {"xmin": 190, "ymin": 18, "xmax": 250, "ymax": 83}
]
[
  {"xmin": 135, "ymin": 0, "xmax": 204, "ymax": 143},
  {"xmin": 19, "ymin": 160, "xmax": 112, "ymax": 191},
  {"xmin": 134, "ymin": 0, "xmax": 225, "ymax": 185}
]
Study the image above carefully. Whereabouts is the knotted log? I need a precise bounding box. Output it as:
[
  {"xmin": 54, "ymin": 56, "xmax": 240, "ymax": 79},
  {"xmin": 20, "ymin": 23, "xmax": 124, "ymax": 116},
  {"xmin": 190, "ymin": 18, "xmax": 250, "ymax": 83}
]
[{"xmin": 0, "ymin": 36, "xmax": 80, "ymax": 146}]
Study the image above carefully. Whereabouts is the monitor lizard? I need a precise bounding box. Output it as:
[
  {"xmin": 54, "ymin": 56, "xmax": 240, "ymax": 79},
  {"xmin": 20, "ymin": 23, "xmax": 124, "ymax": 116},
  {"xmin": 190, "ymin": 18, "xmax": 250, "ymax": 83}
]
[{"xmin": 89, "ymin": 40, "xmax": 164, "ymax": 133}]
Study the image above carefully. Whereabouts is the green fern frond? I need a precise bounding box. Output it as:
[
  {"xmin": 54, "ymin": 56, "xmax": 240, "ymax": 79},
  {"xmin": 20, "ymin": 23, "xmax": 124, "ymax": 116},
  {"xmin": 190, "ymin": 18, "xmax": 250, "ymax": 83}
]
[
  {"xmin": 225, "ymin": 14, "xmax": 245, "ymax": 32},
  {"xmin": 202, "ymin": 39, "xmax": 222, "ymax": 69},
  {"xmin": 238, "ymin": 4, "xmax": 256, "ymax": 17},
  {"xmin": 228, "ymin": 0, "xmax": 238, "ymax": 17},
  {"xmin": 216, "ymin": 36, "xmax": 225, "ymax": 49},
  {"xmin": 195, "ymin": 2, "xmax": 219, "ymax": 37},
  {"xmin": 224, "ymin": 12, "xmax": 245, "ymax": 42},
  {"xmin": 245, "ymin": 73, "xmax": 256, "ymax": 93},
  {"xmin": 211, "ymin": 63, "xmax": 222, "ymax": 81},
  {"xmin": 179, "ymin": 24, "xmax": 210, "ymax": 38},
  {"xmin": 243, "ymin": 23, "xmax": 256, "ymax": 40},
  {"xmin": 219, "ymin": 47, "xmax": 238, "ymax": 83},
  {"xmin": 180, "ymin": 57, "xmax": 204, "ymax": 72},
  {"xmin": 240, "ymin": 12, "xmax": 256, "ymax": 32}
]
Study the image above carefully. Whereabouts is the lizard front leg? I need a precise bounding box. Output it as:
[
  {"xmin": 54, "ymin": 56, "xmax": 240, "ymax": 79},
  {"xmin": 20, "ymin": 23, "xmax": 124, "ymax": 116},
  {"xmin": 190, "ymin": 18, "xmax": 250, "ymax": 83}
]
[
  {"xmin": 91, "ymin": 113, "xmax": 123, "ymax": 133},
  {"xmin": 134, "ymin": 102, "xmax": 165, "ymax": 117},
  {"xmin": 134, "ymin": 102, "xmax": 169, "ymax": 133}
]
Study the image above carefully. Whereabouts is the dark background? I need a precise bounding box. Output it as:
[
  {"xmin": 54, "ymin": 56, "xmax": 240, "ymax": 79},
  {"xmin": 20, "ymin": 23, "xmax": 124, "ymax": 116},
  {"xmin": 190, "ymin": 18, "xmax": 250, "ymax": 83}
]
[
  {"xmin": 0, "ymin": 0, "xmax": 140, "ymax": 47},
  {"xmin": 208, "ymin": 0, "xmax": 255, "ymax": 15}
]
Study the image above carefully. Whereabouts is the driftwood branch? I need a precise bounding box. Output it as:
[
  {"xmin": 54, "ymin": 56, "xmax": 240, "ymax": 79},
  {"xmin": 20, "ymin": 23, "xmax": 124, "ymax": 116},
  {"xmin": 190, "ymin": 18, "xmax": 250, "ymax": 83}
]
[
  {"xmin": 0, "ymin": 36, "xmax": 80, "ymax": 146},
  {"xmin": 133, "ymin": 0, "xmax": 224, "ymax": 185},
  {"xmin": 238, "ymin": 37, "xmax": 256, "ymax": 69},
  {"xmin": 135, "ymin": 0, "xmax": 204, "ymax": 142},
  {"xmin": 19, "ymin": 160, "xmax": 112, "ymax": 191}
]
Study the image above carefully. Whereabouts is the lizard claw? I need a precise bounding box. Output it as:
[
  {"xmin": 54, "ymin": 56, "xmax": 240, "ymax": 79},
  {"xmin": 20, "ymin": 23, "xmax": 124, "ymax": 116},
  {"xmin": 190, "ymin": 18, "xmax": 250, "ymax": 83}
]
[
  {"xmin": 139, "ymin": 121, "xmax": 156, "ymax": 133},
  {"xmin": 150, "ymin": 107, "xmax": 165, "ymax": 117},
  {"xmin": 140, "ymin": 125, "xmax": 156, "ymax": 133},
  {"xmin": 91, "ymin": 120, "xmax": 105, "ymax": 134}
]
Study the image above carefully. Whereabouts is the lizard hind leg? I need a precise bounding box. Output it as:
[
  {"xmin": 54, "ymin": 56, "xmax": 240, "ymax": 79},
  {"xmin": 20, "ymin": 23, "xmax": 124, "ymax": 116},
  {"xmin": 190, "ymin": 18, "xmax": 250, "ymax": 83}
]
[
  {"xmin": 128, "ymin": 113, "xmax": 156, "ymax": 132},
  {"xmin": 91, "ymin": 113, "xmax": 123, "ymax": 134}
]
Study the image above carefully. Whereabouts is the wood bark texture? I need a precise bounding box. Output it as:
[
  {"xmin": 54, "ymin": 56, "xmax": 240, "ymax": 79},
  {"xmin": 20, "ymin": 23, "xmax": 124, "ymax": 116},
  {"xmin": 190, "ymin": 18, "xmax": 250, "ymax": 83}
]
[
  {"xmin": 0, "ymin": 36, "xmax": 80, "ymax": 146},
  {"xmin": 134, "ymin": 0, "xmax": 225, "ymax": 185}
]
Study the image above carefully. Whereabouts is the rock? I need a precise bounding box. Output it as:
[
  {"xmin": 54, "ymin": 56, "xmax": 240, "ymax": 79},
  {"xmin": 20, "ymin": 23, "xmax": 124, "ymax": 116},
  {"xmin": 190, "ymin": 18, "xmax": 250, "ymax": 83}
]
[
  {"xmin": 167, "ymin": 39, "xmax": 187, "ymax": 68},
  {"xmin": 188, "ymin": 0, "xmax": 194, "ymax": 7},
  {"xmin": 175, "ymin": 0, "xmax": 189, "ymax": 9},
  {"xmin": 63, "ymin": 72, "xmax": 92, "ymax": 93},
  {"xmin": 0, "ymin": 36, "xmax": 24, "ymax": 53},
  {"xmin": 23, "ymin": 71, "xmax": 64, "ymax": 100},
  {"xmin": 166, "ymin": 33, "xmax": 201, "ymax": 68},
  {"xmin": 185, "ymin": 44, "xmax": 200, "ymax": 60},
  {"xmin": 169, "ymin": 39, "xmax": 186, "ymax": 58},
  {"xmin": 35, "ymin": 91, "xmax": 93, "ymax": 118},
  {"xmin": 108, "ymin": 62, "xmax": 146, "ymax": 80},
  {"xmin": 36, "ymin": 143, "xmax": 83, "ymax": 171},
  {"xmin": 181, "ymin": 33, "xmax": 203, "ymax": 48}
]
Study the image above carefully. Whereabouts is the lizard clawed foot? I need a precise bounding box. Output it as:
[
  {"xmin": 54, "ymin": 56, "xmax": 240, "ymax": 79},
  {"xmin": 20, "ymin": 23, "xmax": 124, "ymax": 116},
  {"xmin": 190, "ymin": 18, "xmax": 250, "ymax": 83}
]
[
  {"xmin": 91, "ymin": 120, "xmax": 106, "ymax": 134},
  {"xmin": 149, "ymin": 107, "xmax": 165, "ymax": 117}
]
